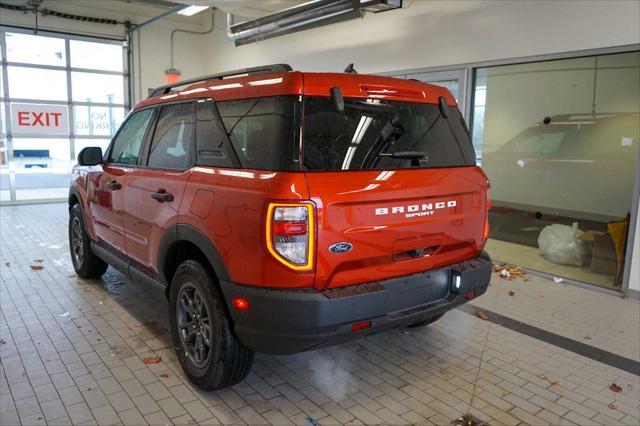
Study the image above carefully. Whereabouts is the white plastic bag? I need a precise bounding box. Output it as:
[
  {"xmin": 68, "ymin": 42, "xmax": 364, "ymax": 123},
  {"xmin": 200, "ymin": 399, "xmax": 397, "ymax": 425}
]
[{"xmin": 538, "ymin": 222, "xmax": 589, "ymax": 266}]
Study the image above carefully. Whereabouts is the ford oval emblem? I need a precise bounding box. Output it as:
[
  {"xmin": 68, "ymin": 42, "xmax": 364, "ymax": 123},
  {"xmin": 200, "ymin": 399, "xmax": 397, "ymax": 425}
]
[{"xmin": 329, "ymin": 242, "xmax": 353, "ymax": 254}]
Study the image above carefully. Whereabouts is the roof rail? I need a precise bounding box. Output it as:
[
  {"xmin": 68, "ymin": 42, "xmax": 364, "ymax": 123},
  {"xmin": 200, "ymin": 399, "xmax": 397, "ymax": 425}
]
[{"xmin": 147, "ymin": 63, "xmax": 293, "ymax": 98}]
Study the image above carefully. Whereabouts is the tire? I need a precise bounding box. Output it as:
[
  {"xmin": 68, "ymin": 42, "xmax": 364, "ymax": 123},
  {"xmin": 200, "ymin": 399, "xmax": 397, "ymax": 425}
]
[
  {"xmin": 169, "ymin": 260, "xmax": 254, "ymax": 390},
  {"xmin": 69, "ymin": 203, "xmax": 108, "ymax": 279},
  {"xmin": 406, "ymin": 313, "xmax": 445, "ymax": 328}
]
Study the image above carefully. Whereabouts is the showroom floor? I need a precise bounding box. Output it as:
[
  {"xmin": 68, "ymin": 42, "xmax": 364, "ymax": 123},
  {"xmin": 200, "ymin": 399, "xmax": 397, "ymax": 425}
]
[{"xmin": 1, "ymin": 204, "xmax": 639, "ymax": 426}]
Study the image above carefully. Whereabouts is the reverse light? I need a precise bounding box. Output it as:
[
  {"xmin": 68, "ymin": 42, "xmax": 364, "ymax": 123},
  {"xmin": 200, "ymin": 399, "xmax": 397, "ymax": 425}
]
[
  {"xmin": 233, "ymin": 297, "xmax": 249, "ymax": 311},
  {"xmin": 451, "ymin": 272, "xmax": 462, "ymax": 294},
  {"xmin": 266, "ymin": 203, "xmax": 315, "ymax": 271}
]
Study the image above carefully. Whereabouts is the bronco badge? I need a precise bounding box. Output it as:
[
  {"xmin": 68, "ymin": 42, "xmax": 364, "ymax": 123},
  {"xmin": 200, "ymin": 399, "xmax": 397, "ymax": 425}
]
[{"xmin": 329, "ymin": 242, "xmax": 353, "ymax": 254}]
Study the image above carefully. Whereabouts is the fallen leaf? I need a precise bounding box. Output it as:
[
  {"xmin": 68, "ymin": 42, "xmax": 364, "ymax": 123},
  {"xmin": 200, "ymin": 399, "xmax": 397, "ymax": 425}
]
[
  {"xmin": 159, "ymin": 373, "xmax": 169, "ymax": 378},
  {"xmin": 476, "ymin": 311, "xmax": 489, "ymax": 321},
  {"xmin": 610, "ymin": 383, "xmax": 623, "ymax": 393},
  {"xmin": 608, "ymin": 402, "xmax": 618, "ymax": 410},
  {"xmin": 30, "ymin": 265, "xmax": 44, "ymax": 271},
  {"xmin": 143, "ymin": 357, "xmax": 162, "ymax": 364},
  {"xmin": 492, "ymin": 262, "xmax": 529, "ymax": 280},
  {"xmin": 508, "ymin": 290, "xmax": 515, "ymax": 296},
  {"xmin": 453, "ymin": 414, "xmax": 488, "ymax": 426}
]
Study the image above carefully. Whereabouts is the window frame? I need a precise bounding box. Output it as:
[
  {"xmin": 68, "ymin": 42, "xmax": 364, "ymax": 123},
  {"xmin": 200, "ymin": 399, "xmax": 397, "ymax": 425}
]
[
  {"xmin": 104, "ymin": 106, "xmax": 157, "ymax": 167},
  {"xmin": 140, "ymin": 100, "xmax": 197, "ymax": 172},
  {"xmin": 193, "ymin": 98, "xmax": 242, "ymax": 169},
  {"xmin": 215, "ymin": 95, "xmax": 301, "ymax": 172}
]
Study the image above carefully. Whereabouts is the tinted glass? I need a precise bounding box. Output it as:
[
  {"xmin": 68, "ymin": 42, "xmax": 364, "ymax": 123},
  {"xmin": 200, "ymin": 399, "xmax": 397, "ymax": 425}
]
[
  {"xmin": 217, "ymin": 96, "xmax": 298, "ymax": 171},
  {"xmin": 303, "ymin": 97, "xmax": 475, "ymax": 171},
  {"xmin": 147, "ymin": 103, "xmax": 194, "ymax": 170},
  {"xmin": 195, "ymin": 99, "xmax": 237, "ymax": 167},
  {"xmin": 108, "ymin": 109, "xmax": 153, "ymax": 165}
]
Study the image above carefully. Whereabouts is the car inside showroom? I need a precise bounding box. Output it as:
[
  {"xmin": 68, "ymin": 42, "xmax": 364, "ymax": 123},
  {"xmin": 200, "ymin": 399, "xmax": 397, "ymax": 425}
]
[{"xmin": 0, "ymin": 1, "xmax": 638, "ymax": 425}]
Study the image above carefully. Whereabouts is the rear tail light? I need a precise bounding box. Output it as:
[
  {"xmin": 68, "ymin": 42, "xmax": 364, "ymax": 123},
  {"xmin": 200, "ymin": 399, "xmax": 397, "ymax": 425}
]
[
  {"xmin": 483, "ymin": 198, "xmax": 492, "ymax": 241},
  {"xmin": 266, "ymin": 203, "xmax": 315, "ymax": 271}
]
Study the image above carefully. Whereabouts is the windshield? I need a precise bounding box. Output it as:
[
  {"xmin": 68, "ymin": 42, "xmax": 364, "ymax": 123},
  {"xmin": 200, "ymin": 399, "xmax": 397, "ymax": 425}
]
[{"xmin": 303, "ymin": 97, "xmax": 476, "ymax": 171}]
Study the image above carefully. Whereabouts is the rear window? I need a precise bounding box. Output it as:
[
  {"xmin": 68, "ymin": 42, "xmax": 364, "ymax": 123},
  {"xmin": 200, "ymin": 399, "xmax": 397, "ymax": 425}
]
[
  {"xmin": 216, "ymin": 96, "xmax": 299, "ymax": 171},
  {"xmin": 303, "ymin": 97, "xmax": 476, "ymax": 171}
]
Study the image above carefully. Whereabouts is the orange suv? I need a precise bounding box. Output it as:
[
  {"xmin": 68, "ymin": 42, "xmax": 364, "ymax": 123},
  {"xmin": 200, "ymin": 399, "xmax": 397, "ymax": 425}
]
[{"xmin": 69, "ymin": 64, "xmax": 492, "ymax": 389}]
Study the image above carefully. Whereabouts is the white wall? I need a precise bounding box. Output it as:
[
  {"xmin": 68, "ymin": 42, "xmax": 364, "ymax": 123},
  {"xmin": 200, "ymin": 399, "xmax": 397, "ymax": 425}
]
[{"xmin": 203, "ymin": 0, "xmax": 640, "ymax": 74}]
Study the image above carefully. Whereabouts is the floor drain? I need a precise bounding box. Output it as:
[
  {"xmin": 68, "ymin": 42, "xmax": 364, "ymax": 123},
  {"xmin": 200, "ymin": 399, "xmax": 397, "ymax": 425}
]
[{"xmin": 452, "ymin": 414, "xmax": 489, "ymax": 426}]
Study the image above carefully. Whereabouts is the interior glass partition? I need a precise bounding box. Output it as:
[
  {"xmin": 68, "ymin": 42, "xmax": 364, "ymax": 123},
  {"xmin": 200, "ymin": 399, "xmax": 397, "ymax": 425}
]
[{"xmin": 472, "ymin": 51, "xmax": 640, "ymax": 290}]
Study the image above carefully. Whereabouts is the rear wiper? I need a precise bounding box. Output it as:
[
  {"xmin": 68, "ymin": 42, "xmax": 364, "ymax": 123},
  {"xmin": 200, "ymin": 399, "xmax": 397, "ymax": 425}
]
[
  {"xmin": 378, "ymin": 150, "xmax": 428, "ymax": 166},
  {"xmin": 378, "ymin": 151, "xmax": 427, "ymax": 160}
]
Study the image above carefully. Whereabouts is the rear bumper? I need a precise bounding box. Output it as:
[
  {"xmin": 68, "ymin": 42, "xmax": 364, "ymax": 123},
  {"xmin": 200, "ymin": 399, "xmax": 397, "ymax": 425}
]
[{"xmin": 220, "ymin": 251, "xmax": 491, "ymax": 354}]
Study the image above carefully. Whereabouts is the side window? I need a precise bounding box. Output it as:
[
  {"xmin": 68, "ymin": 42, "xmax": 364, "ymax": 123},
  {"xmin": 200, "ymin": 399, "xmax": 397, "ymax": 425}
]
[
  {"xmin": 107, "ymin": 108, "xmax": 154, "ymax": 165},
  {"xmin": 195, "ymin": 99, "xmax": 237, "ymax": 167},
  {"xmin": 147, "ymin": 102, "xmax": 194, "ymax": 170},
  {"xmin": 216, "ymin": 96, "xmax": 298, "ymax": 171}
]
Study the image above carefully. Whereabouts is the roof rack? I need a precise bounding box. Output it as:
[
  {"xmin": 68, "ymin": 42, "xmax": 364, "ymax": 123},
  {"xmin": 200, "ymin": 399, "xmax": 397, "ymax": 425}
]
[{"xmin": 147, "ymin": 63, "xmax": 293, "ymax": 98}]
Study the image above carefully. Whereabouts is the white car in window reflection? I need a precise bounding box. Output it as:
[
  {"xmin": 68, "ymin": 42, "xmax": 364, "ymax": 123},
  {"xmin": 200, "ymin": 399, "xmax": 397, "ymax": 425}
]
[{"xmin": 483, "ymin": 113, "xmax": 639, "ymax": 221}]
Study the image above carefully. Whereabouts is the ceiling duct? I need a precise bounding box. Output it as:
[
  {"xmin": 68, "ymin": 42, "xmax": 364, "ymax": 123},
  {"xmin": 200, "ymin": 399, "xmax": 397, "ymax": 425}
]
[{"xmin": 227, "ymin": 0, "xmax": 402, "ymax": 46}]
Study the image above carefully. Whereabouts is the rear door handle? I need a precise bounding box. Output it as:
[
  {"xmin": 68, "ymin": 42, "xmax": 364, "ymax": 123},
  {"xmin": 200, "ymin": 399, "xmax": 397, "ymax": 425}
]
[
  {"xmin": 105, "ymin": 180, "xmax": 122, "ymax": 191},
  {"xmin": 150, "ymin": 189, "xmax": 174, "ymax": 203}
]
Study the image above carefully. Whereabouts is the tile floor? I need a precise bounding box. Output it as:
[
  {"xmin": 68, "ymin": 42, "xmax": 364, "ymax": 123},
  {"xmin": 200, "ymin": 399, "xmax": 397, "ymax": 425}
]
[{"xmin": 1, "ymin": 203, "xmax": 639, "ymax": 426}]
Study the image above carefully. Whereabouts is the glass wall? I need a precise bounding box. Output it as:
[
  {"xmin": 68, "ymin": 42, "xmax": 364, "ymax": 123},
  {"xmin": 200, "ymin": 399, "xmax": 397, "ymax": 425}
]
[
  {"xmin": 0, "ymin": 28, "xmax": 126, "ymax": 203},
  {"xmin": 472, "ymin": 51, "xmax": 640, "ymax": 290}
]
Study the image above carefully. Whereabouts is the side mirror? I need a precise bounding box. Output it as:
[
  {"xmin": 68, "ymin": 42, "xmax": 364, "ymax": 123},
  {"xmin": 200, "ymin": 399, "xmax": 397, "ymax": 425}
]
[
  {"xmin": 438, "ymin": 96, "xmax": 449, "ymax": 119},
  {"xmin": 78, "ymin": 147, "xmax": 103, "ymax": 166}
]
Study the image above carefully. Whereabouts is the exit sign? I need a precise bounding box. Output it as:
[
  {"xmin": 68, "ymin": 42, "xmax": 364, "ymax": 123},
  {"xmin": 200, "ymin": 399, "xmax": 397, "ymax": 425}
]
[{"xmin": 11, "ymin": 104, "xmax": 69, "ymax": 136}]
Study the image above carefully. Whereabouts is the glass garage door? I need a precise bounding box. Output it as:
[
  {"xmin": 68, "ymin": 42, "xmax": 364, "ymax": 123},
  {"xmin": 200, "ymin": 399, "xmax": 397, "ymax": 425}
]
[{"xmin": 0, "ymin": 28, "xmax": 127, "ymax": 203}]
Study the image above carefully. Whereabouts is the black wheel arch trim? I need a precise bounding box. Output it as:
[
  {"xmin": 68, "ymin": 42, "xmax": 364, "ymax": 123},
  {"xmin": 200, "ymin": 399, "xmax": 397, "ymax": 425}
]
[
  {"xmin": 68, "ymin": 186, "xmax": 82, "ymax": 207},
  {"xmin": 158, "ymin": 223, "xmax": 231, "ymax": 285}
]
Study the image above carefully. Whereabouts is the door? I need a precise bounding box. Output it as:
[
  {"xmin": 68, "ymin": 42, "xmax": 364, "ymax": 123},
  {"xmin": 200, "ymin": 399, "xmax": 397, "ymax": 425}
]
[
  {"xmin": 88, "ymin": 108, "xmax": 154, "ymax": 249},
  {"xmin": 405, "ymin": 69, "xmax": 467, "ymax": 113},
  {"xmin": 123, "ymin": 102, "xmax": 194, "ymax": 272}
]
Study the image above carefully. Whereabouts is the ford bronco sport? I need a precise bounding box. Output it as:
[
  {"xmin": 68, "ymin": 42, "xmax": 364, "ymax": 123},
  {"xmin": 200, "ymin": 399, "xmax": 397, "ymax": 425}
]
[{"xmin": 69, "ymin": 64, "xmax": 492, "ymax": 390}]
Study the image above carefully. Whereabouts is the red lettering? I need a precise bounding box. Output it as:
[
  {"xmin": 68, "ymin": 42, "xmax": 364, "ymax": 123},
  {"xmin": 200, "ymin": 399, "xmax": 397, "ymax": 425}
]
[
  {"xmin": 32, "ymin": 112, "xmax": 45, "ymax": 126},
  {"xmin": 50, "ymin": 112, "xmax": 62, "ymax": 127},
  {"xmin": 18, "ymin": 111, "xmax": 30, "ymax": 126}
]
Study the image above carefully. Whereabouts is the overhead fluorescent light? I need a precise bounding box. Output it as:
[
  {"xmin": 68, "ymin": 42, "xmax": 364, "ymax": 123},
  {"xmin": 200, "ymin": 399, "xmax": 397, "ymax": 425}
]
[{"xmin": 178, "ymin": 5, "xmax": 209, "ymax": 16}]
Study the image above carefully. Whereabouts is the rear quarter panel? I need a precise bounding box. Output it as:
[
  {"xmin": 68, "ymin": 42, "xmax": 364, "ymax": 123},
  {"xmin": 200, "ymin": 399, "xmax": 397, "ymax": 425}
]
[{"xmin": 180, "ymin": 167, "xmax": 314, "ymax": 288}]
